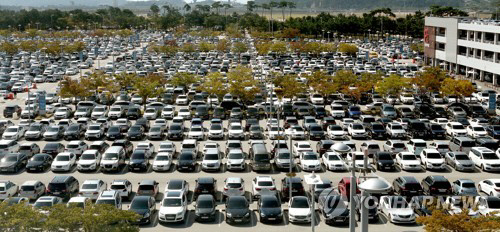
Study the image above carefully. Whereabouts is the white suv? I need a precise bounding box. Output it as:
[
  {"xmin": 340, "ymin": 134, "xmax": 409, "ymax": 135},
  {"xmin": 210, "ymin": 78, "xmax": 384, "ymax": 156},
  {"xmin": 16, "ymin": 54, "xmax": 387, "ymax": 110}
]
[
  {"xmin": 420, "ymin": 149, "xmax": 445, "ymax": 170},
  {"xmin": 158, "ymin": 191, "xmax": 188, "ymax": 223},
  {"xmin": 470, "ymin": 147, "xmax": 500, "ymax": 172},
  {"xmin": 251, "ymin": 176, "xmax": 277, "ymax": 199},
  {"xmin": 95, "ymin": 190, "xmax": 122, "ymax": 209}
]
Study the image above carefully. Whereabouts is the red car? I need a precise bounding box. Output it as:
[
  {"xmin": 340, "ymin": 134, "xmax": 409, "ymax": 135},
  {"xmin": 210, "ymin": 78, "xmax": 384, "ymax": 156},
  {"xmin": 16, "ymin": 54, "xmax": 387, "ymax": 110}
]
[{"xmin": 338, "ymin": 177, "xmax": 360, "ymax": 201}]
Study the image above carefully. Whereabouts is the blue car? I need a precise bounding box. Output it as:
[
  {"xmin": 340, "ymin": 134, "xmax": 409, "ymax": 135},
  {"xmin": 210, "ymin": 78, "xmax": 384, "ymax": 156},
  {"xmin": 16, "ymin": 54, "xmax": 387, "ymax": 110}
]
[{"xmin": 348, "ymin": 106, "xmax": 362, "ymax": 118}]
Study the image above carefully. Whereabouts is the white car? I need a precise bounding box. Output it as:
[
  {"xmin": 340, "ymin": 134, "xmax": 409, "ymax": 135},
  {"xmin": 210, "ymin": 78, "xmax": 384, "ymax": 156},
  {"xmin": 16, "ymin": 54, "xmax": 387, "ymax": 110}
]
[
  {"xmin": 327, "ymin": 125, "xmax": 347, "ymax": 140},
  {"xmin": 330, "ymin": 104, "xmax": 345, "ymax": 118},
  {"xmin": 158, "ymin": 191, "xmax": 188, "ymax": 223},
  {"xmin": 322, "ymin": 151, "xmax": 347, "ymax": 171},
  {"xmin": 470, "ymin": 147, "xmax": 500, "ymax": 172},
  {"xmin": 445, "ymin": 122, "xmax": 467, "ymax": 137},
  {"xmin": 161, "ymin": 105, "xmax": 175, "ymax": 119},
  {"xmin": 2, "ymin": 126, "xmax": 25, "ymax": 141},
  {"xmin": 286, "ymin": 125, "xmax": 307, "ymax": 140},
  {"xmin": 135, "ymin": 142, "xmax": 155, "ymax": 159},
  {"xmin": 310, "ymin": 94, "xmax": 324, "ymax": 105},
  {"xmin": 65, "ymin": 141, "xmax": 88, "ymax": 156},
  {"xmin": 419, "ymin": 149, "xmax": 445, "ymax": 170},
  {"xmin": 175, "ymin": 95, "xmax": 189, "ymax": 105},
  {"xmin": 299, "ymin": 151, "xmax": 321, "ymax": 171},
  {"xmin": 347, "ymin": 123, "xmax": 367, "ymax": 138},
  {"xmin": 0, "ymin": 180, "xmax": 18, "ymax": 200},
  {"xmin": 399, "ymin": 93, "xmax": 414, "ymax": 104},
  {"xmin": 177, "ymin": 108, "xmax": 191, "ymax": 119},
  {"xmin": 85, "ymin": 123, "xmax": 104, "ymax": 140},
  {"xmin": 201, "ymin": 149, "xmax": 222, "ymax": 171},
  {"xmin": 51, "ymin": 152, "xmax": 77, "ymax": 172},
  {"xmin": 428, "ymin": 141, "xmax": 450, "ymax": 155},
  {"xmin": 292, "ymin": 141, "xmax": 313, "ymax": 157},
  {"xmin": 77, "ymin": 150, "xmax": 101, "ymax": 172},
  {"xmin": 164, "ymin": 179, "xmax": 189, "ymax": 198},
  {"xmin": 208, "ymin": 123, "xmax": 224, "ymax": 140},
  {"xmin": 252, "ymin": 176, "xmax": 277, "ymax": 199},
  {"xmin": 79, "ymin": 179, "xmax": 107, "ymax": 200},
  {"xmin": 466, "ymin": 125, "xmax": 488, "ymax": 138},
  {"xmin": 19, "ymin": 180, "xmax": 45, "ymax": 200},
  {"xmin": 346, "ymin": 152, "xmax": 368, "ymax": 170},
  {"xmin": 188, "ymin": 125, "xmax": 205, "ymax": 140},
  {"xmin": 152, "ymin": 152, "xmax": 172, "ymax": 171},
  {"xmin": 226, "ymin": 148, "xmax": 246, "ymax": 171},
  {"xmin": 394, "ymin": 152, "xmax": 420, "ymax": 171},
  {"xmin": 158, "ymin": 142, "xmax": 176, "ymax": 155},
  {"xmin": 431, "ymin": 118, "xmax": 449, "ymax": 127},
  {"xmin": 477, "ymin": 196, "xmax": 500, "ymax": 216},
  {"xmin": 288, "ymin": 196, "xmax": 311, "ymax": 223},
  {"xmin": 91, "ymin": 106, "xmax": 108, "ymax": 119},
  {"xmin": 54, "ymin": 107, "xmax": 72, "ymax": 119},
  {"xmin": 223, "ymin": 177, "xmax": 245, "ymax": 197},
  {"xmin": 478, "ymin": 179, "xmax": 500, "ymax": 197},
  {"xmin": 144, "ymin": 108, "xmax": 158, "ymax": 120},
  {"xmin": 379, "ymin": 196, "xmax": 416, "ymax": 224},
  {"xmin": 386, "ymin": 123, "xmax": 406, "ymax": 139},
  {"xmin": 228, "ymin": 123, "xmax": 245, "ymax": 140},
  {"xmin": 445, "ymin": 196, "xmax": 479, "ymax": 217}
]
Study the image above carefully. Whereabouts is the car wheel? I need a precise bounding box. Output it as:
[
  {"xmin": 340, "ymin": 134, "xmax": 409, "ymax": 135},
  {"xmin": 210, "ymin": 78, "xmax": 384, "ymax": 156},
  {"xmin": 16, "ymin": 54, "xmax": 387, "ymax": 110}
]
[
  {"xmin": 482, "ymin": 165, "xmax": 486, "ymax": 171},
  {"xmin": 478, "ymin": 185, "xmax": 482, "ymax": 193}
]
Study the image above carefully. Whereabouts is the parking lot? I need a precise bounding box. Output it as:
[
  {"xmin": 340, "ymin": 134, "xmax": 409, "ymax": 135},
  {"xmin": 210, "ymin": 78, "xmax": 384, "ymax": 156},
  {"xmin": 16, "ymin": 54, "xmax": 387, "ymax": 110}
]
[{"xmin": 1, "ymin": 31, "xmax": 500, "ymax": 232}]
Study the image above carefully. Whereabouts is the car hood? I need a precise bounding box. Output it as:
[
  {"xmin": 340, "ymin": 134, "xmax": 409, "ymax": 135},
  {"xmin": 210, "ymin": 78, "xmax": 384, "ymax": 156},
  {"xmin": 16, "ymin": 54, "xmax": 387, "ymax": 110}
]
[
  {"xmin": 101, "ymin": 160, "xmax": 118, "ymax": 165},
  {"xmin": 129, "ymin": 159, "xmax": 146, "ymax": 164},
  {"xmin": 130, "ymin": 208, "xmax": 149, "ymax": 216},
  {"xmin": 330, "ymin": 131, "xmax": 346, "ymax": 135},
  {"xmin": 196, "ymin": 207, "xmax": 215, "ymax": 215},
  {"xmin": 0, "ymin": 161, "xmax": 15, "ymax": 167},
  {"xmin": 227, "ymin": 208, "xmax": 249, "ymax": 217},
  {"xmin": 378, "ymin": 160, "xmax": 394, "ymax": 164},
  {"xmin": 210, "ymin": 129, "xmax": 223, "ymax": 134},
  {"xmin": 290, "ymin": 208, "xmax": 311, "ymax": 216},
  {"xmin": 351, "ymin": 129, "xmax": 365, "ymax": 133},
  {"xmin": 87, "ymin": 129, "xmax": 101, "ymax": 133},
  {"xmin": 26, "ymin": 131, "xmax": 41, "ymax": 135},
  {"xmin": 52, "ymin": 160, "xmax": 70, "ymax": 166},
  {"xmin": 387, "ymin": 208, "xmax": 414, "ymax": 216},
  {"xmin": 154, "ymin": 160, "xmax": 171, "ymax": 165},
  {"xmin": 178, "ymin": 160, "xmax": 194, "ymax": 165},
  {"xmin": 261, "ymin": 207, "xmax": 281, "ymax": 216},
  {"xmin": 159, "ymin": 206, "xmax": 184, "ymax": 215},
  {"xmin": 302, "ymin": 160, "xmax": 320, "ymax": 165},
  {"xmin": 401, "ymin": 160, "xmax": 420, "ymax": 165},
  {"xmin": 78, "ymin": 160, "xmax": 96, "ymax": 165},
  {"xmin": 3, "ymin": 132, "xmax": 17, "ymax": 136},
  {"xmin": 427, "ymin": 158, "xmax": 444, "ymax": 164},
  {"xmin": 456, "ymin": 160, "xmax": 474, "ymax": 165},
  {"xmin": 27, "ymin": 161, "xmax": 44, "ymax": 167},
  {"xmin": 202, "ymin": 160, "xmax": 219, "ymax": 165}
]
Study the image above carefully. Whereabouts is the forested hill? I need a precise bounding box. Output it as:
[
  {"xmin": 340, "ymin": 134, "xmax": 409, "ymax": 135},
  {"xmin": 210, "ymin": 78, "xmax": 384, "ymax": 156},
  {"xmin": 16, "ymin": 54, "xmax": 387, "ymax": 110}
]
[{"xmin": 254, "ymin": 0, "xmax": 464, "ymax": 10}]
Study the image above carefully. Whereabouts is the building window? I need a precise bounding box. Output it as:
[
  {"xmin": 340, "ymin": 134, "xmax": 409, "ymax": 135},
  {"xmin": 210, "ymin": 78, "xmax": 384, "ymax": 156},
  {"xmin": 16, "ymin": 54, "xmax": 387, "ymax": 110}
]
[
  {"xmin": 458, "ymin": 46, "xmax": 467, "ymax": 56},
  {"xmin": 458, "ymin": 30, "xmax": 467, "ymax": 40},
  {"xmin": 475, "ymin": 49, "xmax": 482, "ymax": 59},
  {"xmin": 484, "ymin": 50, "xmax": 494, "ymax": 61},
  {"xmin": 469, "ymin": 31, "xmax": 475, "ymax": 41},
  {"xmin": 476, "ymin": 32, "xmax": 482, "ymax": 42},
  {"xmin": 437, "ymin": 42, "xmax": 446, "ymax": 51},
  {"xmin": 485, "ymin": 33, "xmax": 494, "ymax": 44},
  {"xmin": 437, "ymin": 27, "xmax": 446, "ymax": 36},
  {"xmin": 497, "ymin": 53, "xmax": 500, "ymax": 63},
  {"xmin": 469, "ymin": 48, "xmax": 475, "ymax": 57}
]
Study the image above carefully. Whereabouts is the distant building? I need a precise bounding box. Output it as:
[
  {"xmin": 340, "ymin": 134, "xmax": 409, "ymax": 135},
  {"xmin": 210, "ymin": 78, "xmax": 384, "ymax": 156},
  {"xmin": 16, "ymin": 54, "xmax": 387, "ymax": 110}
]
[{"xmin": 424, "ymin": 17, "xmax": 500, "ymax": 85}]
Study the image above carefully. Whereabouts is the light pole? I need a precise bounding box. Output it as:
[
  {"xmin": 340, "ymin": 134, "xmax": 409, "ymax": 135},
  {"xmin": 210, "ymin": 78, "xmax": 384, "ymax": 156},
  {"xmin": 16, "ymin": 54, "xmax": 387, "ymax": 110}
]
[
  {"xmin": 304, "ymin": 173, "xmax": 322, "ymax": 232},
  {"xmin": 349, "ymin": 153, "xmax": 356, "ymax": 232},
  {"xmin": 327, "ymin": 31, "xmax": 330, "ymax": 42},
  {"xmin": 322, "ymin": 29, "xmax": 325, "ymax": 40},
  {"xmin": 368, "ymin": 29, "xmax": 371, "ymax": 41}
]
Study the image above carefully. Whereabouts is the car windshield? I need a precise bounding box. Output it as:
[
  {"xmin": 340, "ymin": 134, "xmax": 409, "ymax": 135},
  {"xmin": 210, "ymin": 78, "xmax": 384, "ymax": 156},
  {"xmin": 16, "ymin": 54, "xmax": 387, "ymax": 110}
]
[
  {"xmin": 228, "ymin": 198, "xmax": 247, "ymax": 209},
  {"xmin": 291, "ymin": 198, "xmax": 309, "ymax": 208},
  {"xmin": 452, "ymin": 125, "xmax": 465, "ymax": 130},
  {"xmin": 392, "ymin": 125, "xmax": 403, "ymax": 130},
  {"xmin": 487, "ymin": 199, "xmax": 500, "ymax": 209},
  {"xmin": 303, "ymin": 154, "xmax": 318, "ymax": 160},
  {"xmin": 2, "ymin": 156, "xmax": 17, "ymax": 162},
  {"xmin": 81, "ymin": 153, "xmax": 96, "ymax": 160},
  {"xmin": 473, "ymin": 127, "xmax": 485, "ymax": 131},
  {"xmin": 179, "ymin": 154, "xmax": 193, "ymax": 161},
  {"xmin": 204, "ymin": 154, "xmax": 218, "ymax": 160},
  {"xmin": 461, "ymin": 183, "xmax": 475, "ymax": 188},
  {"xmin": 390, "ymin": 198, "xmax": 408, "ymax": 208},
  {"xmin": 426, "ymin": 153, "xmax": 442, "ymax": 159},
  {"xmin": 34, "ymin": 201, "xmax": 53, "ymax": 208},
  {"xmin": 393, "ymin": 143, "xmax": 405, "ymax": 148},
  {"xmin": 163, "ymin": 199, "xmax": 181, "ymax": 207},
  {"xmin": 56, "ymin": 155, "xmax": 70, "ymax": 161},
  {"xmin": 130, "ymin": 199, "xmax": 149, "ymax": 209},
  {"xmin": 156, "ymin": 155, "xmax": 170, "ymax": 161},
  {"xmin": 103, "ymin": 153, "xmax": 118, "ymax": 160},
  {"xmin": 28, "ymin": 125, "xmax": 41, "ymax": 131},
  {"xmin": 88, "ymin": 126, "xmax": 100, "ymax": 130},
  {"xmin": 82, "ymin": 184, "xmax": 98, "ymax": 190},
  {"xmin": 403, "ymin": 155, "xmax": 417, "ymax": 160},
  {"xmin": 211, "ymin": 125, "xmax": 222, "ymax": 130},
  {"xmin": 5, "ymin": 127, "xmax": 17, "ymax": 133},
  {"xmin": 455, "ymin": 154, "xmax": 469, "ymax": 160},
  {"xmin": 229, "ymin": 152, "xmax": 244, "ymax": 159},
  {"xmin": 131, "ymin": 152, "xmax": 145, "ymax": 160},
  {"xmin": 483, "ymin": 153, "xmax": 499, "ymax": 160},
  {"xmin": 262, "ymin": 198, "xmax": 280, "ymax": 208},
  {"xmin": 31, "ymin": 155, "xmax": 46, "ymax": 161}
]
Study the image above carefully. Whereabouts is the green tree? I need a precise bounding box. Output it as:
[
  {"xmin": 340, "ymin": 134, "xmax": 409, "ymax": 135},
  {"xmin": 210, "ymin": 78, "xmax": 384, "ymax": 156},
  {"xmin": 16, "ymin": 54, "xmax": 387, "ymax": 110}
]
[
  {"xmin": 171, "ymin": 72, "xmax": 199, "ymax": 87},
  {"xmin": 270, "ymin": 41, "xmax": 287, "ymax": 55},
  {"xmin": 247, "ymin": 1, "xmax": 257, "ymax": 12},
  {"xmin": 278, "ymin": 1, "xmax": 288, "ymax": 21},
  {"xmin": 198, "ymin": 72, "xmax": 228, "ymax": 99},
  {"xmin": 59, "ymin": 76, "xmax": 90, "ymax": 99},
  {"xmin": 133, "ymin": 75, "xmax": 165, "ymax": 110},
  {"xmin": 150, "ymin": 4, "xmax": 160, "ymax": 16},
  {"xmin": 216, "ymin": 39, "xmax": 230, "ymax": 52},
  {"xmin": 417, "ymin": 207, "xmax": 500, "ymax": 232},
  {"xmin": 273, "ymin": 74, "xmax": 306, "ymax": 99},
  {"xmin": 181, "ymin": 43, "xmax": 196, "ymax": 53},
  {"xmin": 426, "ymin": 5, "xmax": 469, "ymax": 17},
  {"xmin": 0, "ymin": 42, "xmax": 19, "ymax": 55},
  {"xmin": 256, "ymin": 42, "xmax": 272, "ymax": 55},
  {"xmin": 199, "ymin": 41, "xmax": 215, "ymax": 52},
  {"xmin": 338, "ymin": 43, "xmax": 358, "ymax": 56},
  {"xmin": 376, "ymin": 74, "xmax": 410, "ymax": 97},
  {"xmin": 227, "ymin": 66, "xmax": 260, "ymax": 105},
  {"xmin": 183, "ymin": 3, "xmax": 191, "ymax": 13},
  {"xmin": 113, "ymin": 73, "xmax": 137, "ymax": 93},
  {"xmin": 232, "ymin": 42, "xmax": 248, "ymax": 55},
  {"xmin": 307, "ymin": 71, "xmax": 337, "ymax": 97},
  {"xmin": 440, "ymin": 78, "xmax": 475, "ymax": 101},
  {"xmin": 413, "ymin": 66, "xmax": 447, "ymax": 95}
]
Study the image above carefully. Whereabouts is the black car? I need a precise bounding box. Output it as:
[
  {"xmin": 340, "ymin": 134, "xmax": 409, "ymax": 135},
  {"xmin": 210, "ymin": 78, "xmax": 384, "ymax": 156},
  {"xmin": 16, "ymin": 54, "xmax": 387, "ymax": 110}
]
[
  {"xmin": 135, "ymin": 118, "xmax": 150, "ymax": 131},
  {"xmin": 106, "ymin": 125, "xmax": 123, "ymax": 140},
  {"xmin": 355, "ymin": 197, "xmax": 379, "ymax": 222},
  {"xmin": 280, "ymin": 177, "xmax": 305, "ymax": 201},
  {"xmin": 316, "ymin": 140, "xmax": 335, "ymax": 155},
  {"xmin": 177, "ymin": 151, "xmax": 196, "ymax": 172},
  {"xmin": 367, "ymin": 122, "xmax": 386, "ymax": 139},
  {"xmin": 433, "ymin": 106, "xmax": 447, "ymax": 118},
  {"xmin": 372, "ymin": 152, "xmax": 395, "ymax": 171},
  {"xmin": 26, "ymin": 153, "xmax": 53, "ymax": 172},
  {"xmin": 246, "ymin": 107, "xmax": 260, "ymax": 119},
  {"xmin": 469, "ymin": 104, "xmax": 488, "ymax": 118},
  {"xmin": 63, "ymin": 124, "xmax": 85, "ymax": 140},
  {"xmin": 3, "ymin": 105, "xmax": 21, "ymax": 118},
  {"xmin": 42, "ymin": 142, "xmax": 65, "ymax": 157},
  {"xmin": 487, "ymin": 125, "xmax": 500, "ymax": 139},
  {"xmin": 475, "ymin": 137, "xmax": 499, "ymax": 151},
  {"xmin": 426, "ymin": 123, "xmax": 446, "ymax": 139},
  {"xmin": 0, "ymin": 153, "xmax": 28, "ymax": 173},
  {"xmin": 127, "ymin": 107, "xmax": 142, "ymax": 120},
  {"xmin": 195, "ymin": 194, "xmax": 217, "ymax": 222},
  {"xmin": 257, "ymin": 195, "xmax": 283, "ymax": 223},
  {"xmin": 313, "ymin": 106, "xmax": 328, "ymax": 119},
  {"xmin": 194, "ymin": 177, "xmax": 217, "ymax": 200},
  {"xmin": 414, "ymin": 103, "xmax": 437, "ymax": 119},
  {"xmin": 392, "ymin": 176, "xmax": 424, "ymax": 198},
  {"xmin": 128, "ymin": 195, "xmax": 156, "ymax": 225},
  {"xmin": 407, "ymin": 120, "xmax": 427, "ymax": 139},
  {"xmin": 127, "ymin": 125, "xmax": 145, "ymax": 140},
  {"xmin": 308, "ymin": 124, "xmax": 325, "ymax": 140},
  {"xmin": 195, "ymin": 105, "xmax": 210, "ymax": 120},
  {"xmin": 225, "ymin": 196, "xmax": 251, "ymax": 224},
  {"xmin": 313, "ymin": 180, "xmax": 333, "ymax": 201},
  {"xmin": 421, "ymin": 175, "xmax": 452, "ymax": 195},
  {"xmin": 318, "ymin": 194, "xmax": 350, "ymax": 225},
  {"xmin": 46, "ymin": 176, "xmax": 79, "ymax": 200},
  {"xmin": 167, "ymin": 123, "xmax": 184, "ymax": 140},
  {"xmin": 212, "ymin": 107, "xmax": 226, "ymax": 120},
  {"xmin": 245, "ymin": 118, "xmax": 259, "ymax": 132},
  {"xmin": 128, "ymin": 150, "xmax": 149, "ymax": 172}
]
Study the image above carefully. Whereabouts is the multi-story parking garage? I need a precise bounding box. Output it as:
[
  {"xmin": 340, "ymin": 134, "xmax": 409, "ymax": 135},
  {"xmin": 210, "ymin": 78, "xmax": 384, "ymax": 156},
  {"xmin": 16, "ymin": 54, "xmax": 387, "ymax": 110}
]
[{"xmin": 424, "ymin": 17, "xmax": 500, "ymax": 85}]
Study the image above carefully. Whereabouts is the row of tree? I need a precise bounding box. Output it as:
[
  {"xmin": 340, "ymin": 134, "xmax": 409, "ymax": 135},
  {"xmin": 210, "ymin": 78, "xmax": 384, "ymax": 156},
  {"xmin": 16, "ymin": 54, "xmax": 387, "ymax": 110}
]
[
  {"xmin": 148, "ymin": 39, "xmax": 248, "ymax": 55},
  {"xmin": 0, "ymin": 202, "xmax": 140, "ymax": 232},
  {"xmin": 0, "ymin": 40, "xmax": 86, "ymax": 55}
]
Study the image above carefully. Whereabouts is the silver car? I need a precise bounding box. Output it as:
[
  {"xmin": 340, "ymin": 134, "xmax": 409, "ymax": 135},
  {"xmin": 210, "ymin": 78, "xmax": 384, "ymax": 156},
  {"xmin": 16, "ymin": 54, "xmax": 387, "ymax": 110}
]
[
  {"xmin": 452, "ymin": 179, "xmax": 478, "ymax": 196},
  {"xmin": 274, "ymin": 148, "xmax": 294, "ymax": 170},
  {"xmin": 445, "ymin": 152, "xmax": 475, "ymax": 171}
]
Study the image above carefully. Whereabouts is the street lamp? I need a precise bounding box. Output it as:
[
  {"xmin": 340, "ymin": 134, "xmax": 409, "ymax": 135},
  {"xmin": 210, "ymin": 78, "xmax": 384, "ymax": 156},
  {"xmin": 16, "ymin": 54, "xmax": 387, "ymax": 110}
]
[
  {"xmin": 322, "ymin": 29, "xmax": 325, "ymax": 40},
  {"xmin": 358, "ymin": 177, "xmax": 393, "ymax": 232},
  {"xmin": 327, "ymin": 31, "xmax": 330, "ymax": 42},
  {"xmin": 368, "ymin": 29, "xmax": 371, "ymax": 41},
  {"xmin": 304, "ymin": 173, "xmax": 322, "ymax": 232}
]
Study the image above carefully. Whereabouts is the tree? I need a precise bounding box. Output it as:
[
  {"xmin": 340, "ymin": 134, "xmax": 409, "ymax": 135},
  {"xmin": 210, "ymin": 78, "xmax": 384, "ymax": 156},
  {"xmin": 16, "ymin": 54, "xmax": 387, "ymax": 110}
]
[
  {"xmin": 0, "ymin": 202, "xmax": 46, "ymax": 231},
  {"xmin": 150, "ymin": 4, "xmax": 160, "ymax": 16},
  {"xmin": 255, "ymin": 42, "xmax": 272, "ymax": 55},
  {"xmin": 410, "ymin": 43, "xmax": 424, "ymax": 54},
  {"xmin": 113, "ymin": 73, "xmax": 137, "ymax": 92},
  {"xmin": 183, "ymin": 4, "xmax": 191, "ymax": 13},
  {"xmin": 338, "ymin": 43, "xmax": 358, "ymax": 56},
  {"xmin": 279, "ymin": 1, "xmax": 288, "ymax": 21},
  {"xmin": 216, "ymin": 39, "xmax": 230, "ymax": 52},
  {"xmin": 227, "ymin": 66, "xmax": 260, "ymax": 105},
  {"xmin": 350, "ymin": 72, "xmax": 383, "ymax": 102},
  {"xmin": 247, "ymin": 1, "xmax": 256, "ymax": 12},
  {"xmin": 426, "ymin": 5, "xmax": 469, "ymax": 17},
  {"xmin": 198, "ymin": 72, "xmax": 228, "ymax": 100},
  {"xmin": 288, "ymin": 1, "xmax": 296, "ymax": 18},
  {"xmin": 270, "ymin": 41, "xmax": 287, "ymax": 55},
  {"xmin": 199, "ymin": 41, "xmax": 215, "ymax": 52},
  {"xmin": 417, "ymin": 207, "xmax": 500, "ymax": 232},
  {"xmin": 59, "ymin": 76, "xmax": 90, "ymax": 99},
  {"xmin": 212, "ymin": 2, "xmax": 222, "ymax": 14},
  {"xmin": 306, "ymin": 71, "xmax": 337, "ymax": 97},
  {"xmin": 273, "ymin": 74, "xmax": 306, "ymax": 99},
  {"xmin": 171, "ymin": 72, "xmax": 199, "ymax": 87},
  {"xmin": 232, "ymin": 42, "xmax": 248, "ymax": 55},
  {"xmin": 413, "ymin": 66, "xmax": 447, "ymax": 95},
  {"xmin": 133, "ymin": 75, "xmax": 165, "ymax": 110},
  {"xmin": 80, "ymin": 71, "xmax": 113, "ymax": 93},
  {"xmin": 181, "ymin": 43, "xmax": 196, "ymax": 53},
  {"xmin": 440, "ymin": 78, "xmax": 475, "ymax": 100},
  {"xmin": 376, "ymin": 74, "xmax": 410, "ymax": 97},
  {"xmin": 0, "ymin": 42, "xmax": 19, "ymax": 55}
]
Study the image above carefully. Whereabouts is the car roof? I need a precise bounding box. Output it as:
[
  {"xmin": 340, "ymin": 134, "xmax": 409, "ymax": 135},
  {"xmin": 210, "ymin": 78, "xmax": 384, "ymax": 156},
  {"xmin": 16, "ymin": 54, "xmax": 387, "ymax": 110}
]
[
  {"xmin": 197, "ymin": 177, "xmax": 215, "ymax": 184},
  {"xmin": 225, "ymin": 177, "xmax": 243, "ymax": 183},
  {"xmin": 139, "ymin": 179, "xmax": 157, "ymax": 185},
  {"xmin": 165, "ymin": 191, "xmax": 182, "ymax": 198}
]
